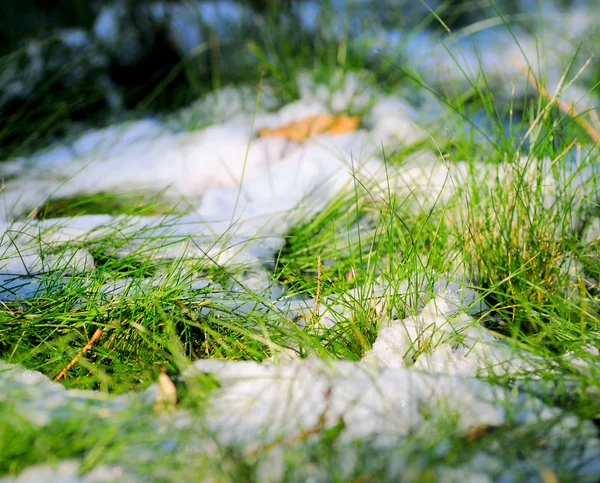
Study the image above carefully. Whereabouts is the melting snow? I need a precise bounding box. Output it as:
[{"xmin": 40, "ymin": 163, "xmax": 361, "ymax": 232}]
[{"xmin": 1, "ymin": 71, "xmax": 598, "ymax": 479}]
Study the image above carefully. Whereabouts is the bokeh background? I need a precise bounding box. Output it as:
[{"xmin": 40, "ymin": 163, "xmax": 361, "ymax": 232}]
[{"xmin": 1, "ymin": 0, "xmax": 598, "ymax": 159}]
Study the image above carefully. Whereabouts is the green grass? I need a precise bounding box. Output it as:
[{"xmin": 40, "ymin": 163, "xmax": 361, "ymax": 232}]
[
  {"xmin": 23, "ymin": 191, "xmax": 184, "ymax": 219},
  {"xmin": 1, "ymin": 0, "xmax": 600, "ymax": 480}
]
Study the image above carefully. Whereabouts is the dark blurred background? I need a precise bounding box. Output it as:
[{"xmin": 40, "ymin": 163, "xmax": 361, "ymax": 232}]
[
  {"xmin": 2, "ymin": 0, "xmax": 580, "ymax": 54},
  {"xmin": 0, "ymin": 0, "xmax": 595, "ymax": 159}
]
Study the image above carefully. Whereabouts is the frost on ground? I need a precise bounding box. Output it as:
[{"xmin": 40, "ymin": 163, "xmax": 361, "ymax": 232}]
[{"xmin": 1, "ymin": 70, "xmax": 599, "ymax": 480}]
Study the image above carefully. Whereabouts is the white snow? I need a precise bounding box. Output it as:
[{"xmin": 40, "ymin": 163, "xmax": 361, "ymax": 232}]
[
  {"xmin": 0, "ymin": 73, "xmax": 594, "ymax": 366},
  {"xmin": 1, "ymin": 358, "xmax": 599, "ymax": 481},
  {"xmin": 0, "ymin": 73, "xmax": 420, "ymax": 269},
  {"xmin": 1, "ymin": 70, "xmax": 598, "ymax": 480},
  {"xmin": 185, "ymin": 357, "xmax": 583, "ymax": 449},
  {"xmin": 0, "ymin": 461, "xmax": 133, "ymax": 483},
  {"xmin": 362, "ymin": 295, "xmax": 532, "ymax": 377},
  {"xmin": 0, "ymin": 0, "xmax": 599, "ymax": 477}
]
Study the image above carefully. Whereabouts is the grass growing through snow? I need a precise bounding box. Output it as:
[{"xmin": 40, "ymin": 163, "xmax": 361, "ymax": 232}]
[{"xmin": 1, "ymin": 0, "xmax": 600, "ymax": 479}]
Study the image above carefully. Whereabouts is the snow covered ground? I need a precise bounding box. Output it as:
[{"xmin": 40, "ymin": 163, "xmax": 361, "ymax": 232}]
[
  {"xmin": 1, "ymin": 68, "xmax": 599, "ymax": 480},
  {"xmin": 1, "ymin": 0, "xmax": 600, "ymax": 478},
  {"xmin": 2, "ymin": 354, "xmax": 600, "ymax": 482}
]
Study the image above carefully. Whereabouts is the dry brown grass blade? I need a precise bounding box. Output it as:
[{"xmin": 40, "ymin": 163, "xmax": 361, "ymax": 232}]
[
  {"xmin": 512, "ymin": 57, "xmax": 600, "ymax": 144},
  {"xmin": 154, "ymin": 369, "xmax": 178, "ymax": 412},
  {"xmin": 54, "ymin": 328, "xmax": 104, "ymax": 381},
  {"xmin": 258, "ymin": 114, "xmax": 360, "ymax": 143}
]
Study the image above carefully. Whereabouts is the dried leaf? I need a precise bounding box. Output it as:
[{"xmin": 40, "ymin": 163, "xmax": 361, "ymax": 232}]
[
  {"xmin": 258, "ymin": 114, "xmax": 360, "ymax": 143},
  {"xmin": 154, "ymin": 370, "xmax": 177, "ymax": 412},
  {"xmin": 464, "ymin": 423, "xmax": 494, "ymax": 442}
]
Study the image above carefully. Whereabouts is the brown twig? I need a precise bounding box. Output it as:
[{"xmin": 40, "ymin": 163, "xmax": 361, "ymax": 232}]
[
  {"xmin": 54, "ymin": 328, "xmax": 104, "ymax": 381},
  {"xmin": 512, "ymin": 57, "xmax": 600, "ymax": 144}
]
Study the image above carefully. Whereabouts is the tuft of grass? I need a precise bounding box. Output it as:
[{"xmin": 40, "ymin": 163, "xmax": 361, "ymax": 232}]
[
  {"xmin": 24, "ymin": 191, "xmax": 183, "ymax": 220},
  {"xmin": 1, "ymin": 0, "xmax": 600, "ymax": 480}
]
